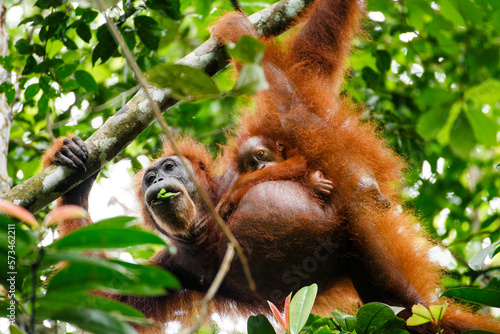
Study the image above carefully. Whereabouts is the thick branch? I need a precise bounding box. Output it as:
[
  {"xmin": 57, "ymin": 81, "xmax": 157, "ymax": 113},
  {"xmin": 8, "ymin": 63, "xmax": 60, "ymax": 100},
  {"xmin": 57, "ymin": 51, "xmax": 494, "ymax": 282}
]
[{"xmin": 3, "ymin": 0, "xmax": 314, "ymax": 213}]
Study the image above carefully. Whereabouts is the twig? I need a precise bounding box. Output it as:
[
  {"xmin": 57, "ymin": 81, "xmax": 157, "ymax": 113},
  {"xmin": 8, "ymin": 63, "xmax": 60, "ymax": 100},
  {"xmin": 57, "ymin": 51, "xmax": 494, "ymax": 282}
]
[
  {"xmin": 180, "ymin": 244, "xmax": 235, "ymax": 334},
  {"xmin": 96, "ymin": 0, "xmax": 256, "ymax": 289}
]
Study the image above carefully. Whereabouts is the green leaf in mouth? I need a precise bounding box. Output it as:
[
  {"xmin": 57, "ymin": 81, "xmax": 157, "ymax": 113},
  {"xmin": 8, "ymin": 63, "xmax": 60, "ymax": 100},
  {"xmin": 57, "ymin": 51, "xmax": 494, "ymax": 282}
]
[{"xmin": 150, "ymin": 188, "xmax": 178, "ymax": 205}]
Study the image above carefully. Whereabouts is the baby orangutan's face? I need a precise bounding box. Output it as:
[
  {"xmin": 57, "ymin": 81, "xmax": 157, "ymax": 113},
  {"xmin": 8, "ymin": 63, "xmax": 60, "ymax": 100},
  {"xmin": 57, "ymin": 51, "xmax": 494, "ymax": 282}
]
[{"xmin": 239, "ymin": 136, "xmax": 284, "ymax": 172}]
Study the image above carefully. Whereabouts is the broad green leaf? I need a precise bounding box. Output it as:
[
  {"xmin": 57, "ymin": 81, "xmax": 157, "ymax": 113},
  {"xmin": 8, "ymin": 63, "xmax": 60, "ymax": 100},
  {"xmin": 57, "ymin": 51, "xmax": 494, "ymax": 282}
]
[
  {"xmin": 233, "ymin": 63, "xmax": 269, "ymax": 95},
  {"xmin": 356, "ymin": 303, "xmax": 399, "ymax": 334},
  {"xmin": 465, "ymin": 108, "xmax": 497, "ymax": 147},
  {"xmin": 375, "ymin": 50, "xmax": 391, "ymax": 73},
  {"xmin": 47, "ymin": 260, "xmax": 180, "ymax": 295},
  {"xmin": 440, "ymin": 0, "xmax": 465, "ymax": 27},
  {"xmin": 406, "ymin": 304, "xmax": 432, "ymax": 326},
  {"xmin": 39, "ymin": 307, "xmax": 138, "ymax": 334},
  {"xmin": 22, "ymin": 55, "xmax": 37, "ymax": 75},
  {"xmin": 332, "ymin": 311, "xmax": 356, "ymax": 331},
  {"xmin": 458, "ymin": 0, "xmax": 484, "ymax": 25},
  {"xmin": 41, "ymin": 250, "xmax": 133, "ymax": 274},
  {"xmin": 227, "ymin": 35, "xmax": 265, "ymax": 64},
  {"xmin": 465, "ymin": 79, "xmax": 500, "ymax": 105},
  {"xmin": 247, "ymin": 314, "xmax": 276, "ymax": 334},
  {"xmin": 416, "ymin": 109, "xmax": 448, "ymax": 140},
  {"xmin": 75, "ymin": 70, "xmax": 98, "ymax": 93},
  {"xmin": 14, "ymin": 39, "xmax": 33, "ymax": 54},
  {"xmin": 8, "ymin": 326, "xmax": 24, "ymax": 334},
  {"xmin": 304, "ymin": 316, "xmax": 335, "ymax": 334},
  {"xmin": 289, "ymin": 284, "xmax": 318, "ymax": 334},
  {"xmin": 39, "ymin": 291, "xmax": 146, "ymax": 322},
  {"xmin": 93, "ymin": 25, "xmax": 118, "ymax": 65},
  {"xmin": 135, "ymin": 16, "xmax": 162, "ymax": 51},
  {"xmin": 449, "ymin": 112, "xmax": 475, "ymax": 160},
  {"xmin": 469, "ymin": 241, "xmax": 500, "ymax": 271},
  {"xmin": 77, "ymin": 7, "xmax": 99, "ymax": 22},
  {"xmin": 442, "ymin": 288, "xmax": 500, "ymax": 308},
  {"xmin": 314, "ymin": 326, "xmax": 333, "ymax": 334},
  {"xmin": 437, "ymin": 101, "xmax": 461, "ymax": 146},
  {"xmin": 35, "ymin": 0, "xmax": 64, "ymax": 9},
  {"xmin": 147, "ymin": 64, "xmax": 219, "ymax": 99},
  {"xmin": 56, "ymin": 63, "xmax": 78, "ymax": 80},
  {"xmin": 416, "ymin": 88, "xmax": 456, "ymax": 109},
  {"xmin": 88, "ymin": 216, "xmax": 138, "ymax": 229},
  {"xmin": 146, "ymin": 0, "xmax": 181, "ymax": 20},
  {"xmin": 77, "ymin": 23, "xmax": 92, "ymax": 43},
  {"xmin": 429, "ymin": 302, "xmax": 447, "ymax": 323},
  {"xmin": 43, "ymin": 11, "xmax": 66, "ymax": 29},
  {"xmin": 19, "ymin": 14, "xmax": 44, "ymax": 26},
  {"xmin": 48, "ymin": 227, "xmax": 166, "ymax": 250}
]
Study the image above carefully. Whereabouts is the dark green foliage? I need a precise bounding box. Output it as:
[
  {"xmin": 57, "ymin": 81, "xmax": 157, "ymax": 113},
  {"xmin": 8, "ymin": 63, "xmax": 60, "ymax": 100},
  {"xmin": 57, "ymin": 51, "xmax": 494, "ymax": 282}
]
[{"xmin": 0, "ymin": 213, "xmax": 178, "ymax": 333}]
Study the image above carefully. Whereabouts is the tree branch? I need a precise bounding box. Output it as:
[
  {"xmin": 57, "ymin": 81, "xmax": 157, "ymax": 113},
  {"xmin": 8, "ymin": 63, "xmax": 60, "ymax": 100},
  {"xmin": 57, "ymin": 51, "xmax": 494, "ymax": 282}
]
[{"xmin": 2, "ymin": 0, "xmax": 314, "ymax": 212}]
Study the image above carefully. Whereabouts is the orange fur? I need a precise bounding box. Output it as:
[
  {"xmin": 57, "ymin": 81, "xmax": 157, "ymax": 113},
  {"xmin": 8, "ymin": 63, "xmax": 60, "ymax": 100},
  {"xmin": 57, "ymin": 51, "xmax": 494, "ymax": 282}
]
[{"xmin": 212, "ymin": 1, "xmax": 500, "ymax": 332}]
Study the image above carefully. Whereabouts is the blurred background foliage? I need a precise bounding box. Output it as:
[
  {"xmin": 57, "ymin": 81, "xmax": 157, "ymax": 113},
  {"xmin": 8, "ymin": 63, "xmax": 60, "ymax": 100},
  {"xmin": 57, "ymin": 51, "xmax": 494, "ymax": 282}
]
[{"xmin": 1, "ymin": 0, "xmax": 499, "ymax": 315}]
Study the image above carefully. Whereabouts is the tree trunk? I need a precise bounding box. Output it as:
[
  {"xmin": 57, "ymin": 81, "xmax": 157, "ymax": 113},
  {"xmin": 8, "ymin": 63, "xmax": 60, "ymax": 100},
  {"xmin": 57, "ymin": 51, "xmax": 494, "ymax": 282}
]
[{"xmin": 0, "ymin": 1, "xmax": 11, "ymax": 196}]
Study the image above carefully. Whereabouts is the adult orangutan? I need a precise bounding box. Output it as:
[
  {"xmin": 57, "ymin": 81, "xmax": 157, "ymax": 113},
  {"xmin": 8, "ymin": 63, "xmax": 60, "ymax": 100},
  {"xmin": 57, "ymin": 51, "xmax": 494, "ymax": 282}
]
[{"xmin": 41, "ymin": 0, "xmax": 500, "ymax": 333}]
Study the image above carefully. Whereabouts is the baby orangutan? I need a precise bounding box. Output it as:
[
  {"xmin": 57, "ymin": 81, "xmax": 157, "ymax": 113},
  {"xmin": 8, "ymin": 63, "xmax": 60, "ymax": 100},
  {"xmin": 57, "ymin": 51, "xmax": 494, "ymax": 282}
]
[
  {"xmin": 216, "ymin": 135, "xmax": 333, "ymax": 219},
  {"xmin": 238, "ymin": 136, "xmax": 333, "ymax": 196}
]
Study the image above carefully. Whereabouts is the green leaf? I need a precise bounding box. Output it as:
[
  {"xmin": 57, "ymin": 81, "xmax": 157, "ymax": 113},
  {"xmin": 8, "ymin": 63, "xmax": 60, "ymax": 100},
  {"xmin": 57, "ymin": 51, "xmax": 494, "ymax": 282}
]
[
  {"xmin": 93, "ymin": 25, "xmax": 118, "ymax": 65},
  {"xmin": 15, "ymin": 39, "xmax": 33, "ymax": 55},
  {"xmin": 39, "ymin": 307, "xmax": 138, "ymax": 334},
  {"xmin": 416, "ymin": 109, "xmax": 449, "ymax": 140},
  {"xmin": 247, "ymin": 314, "xmax": 276, "ymax": 334},
  {"xmin": 465, "ymin": 79, "xmax": 500, "ymax": 105},
  {"xmin": 24, "ymin": 84, "xmax": 40, "ymax": 100},
  {"xmin": 134, "ymin": 16, "xmax": 162, "ymax": 51},
  {"xmin": 151, "ymin": 188, "xmax": 178, "ymax": 205},
  {"xmin": 23, "ymin": 55, "xmax": 37, "ymax": 75},
  {"xmin": 147, "ymin": 64, "xmax": 220, "ymax": 99},
  {"xmin": 56, "ymin": 63, "xmax": 78, "ymax": 80},
  {"xmin": 304, "ymin": 316, "xmax": 335, "ymax": 334},
  {"xmin": 449, "ymin": 112, "xmax": 474, "ymax": 160},
  {"xmin": 465, "ymin": 108, "xmax": 498, "ymax": 147},
  {"xmin": 35, "ymin": 0, "xmax": 63, "ymax": 9},
  {"xmin": 416, "ymin": 88, "xmax": 456, "ymax": 109},
  {"xmin": 39, "ymin": 291, "xmax": 146, "ymax": 322},
  {"xmin": 19, "ymin": 14, "xmax": 44, "ymax": 26},
  {"xmin": 469, "ymin": 240, "xmax": 500, "ymax": 271},
  {"xmin": 442, "ymin": 288, "xmax": 500, "ymax": 308},
  {"xmin": 437, "ymin": 101, "xmax": 461, "ymax": 146},
  {"xmin": 0, "ymin": 83, "xmax": 15, "ymax": 104},
  {"xmin": 375, "ymin": 50, "xmax": 391, "ymax": 73},
  {"xmin": 289, "ymin": 284, "xmax": 318, "ymax": 334},
  {"xmin": 42, "ymin": 250, "xmax": 133, "ymax": 274},
  {"xmin": 146, "ymin": 0, "xmax": 181, "ymax": 20},
  {"xmin": 92, "ymin": 216, "xmax": 138, "ymax": 228},
  {"xmin": 75, "ymin": 70, "xmax": 98, "ymax": 93},
  {"xmin": 331, "ymin": 311, "xmax": 357, "ymax": 331},
  {"xmin": 406, "ymin": 304, "xmax": 432, "ymax": 326},
  {"xmin": 77, "ymin": 7, "xmax": 99, "ymax": 22},
  {"xmin": 356, "ymin": 303, "xmax": 399, "ymax": 334},
  {"xmin": 429, "ymin": 302, "xmax": 447, "ymax": 323},
  {"xmin": 76, "ymin": 23, "xmax": 92, "ymax": 43},
  {"xmin": 227, "ymin": 35, "xmax": 265, "ymax": 64},
  {"xmin": 43, "ymin": 11, "xmax": 66, "ymax": 28},
  {"xmin": 48, "ymin": 227, "xmax": 166, "ymax": 250},
  {"xmin": 233, "ymin": 63, "xmax": 269, "ymax": 95},
  {"xmin": 440, "ymin": 0, "xmax": 465, "ymax": 27},
  {"xmin": 47, "ymin": 260, "xmax": 180, "ymax": 295}
]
